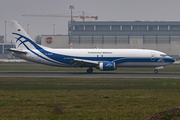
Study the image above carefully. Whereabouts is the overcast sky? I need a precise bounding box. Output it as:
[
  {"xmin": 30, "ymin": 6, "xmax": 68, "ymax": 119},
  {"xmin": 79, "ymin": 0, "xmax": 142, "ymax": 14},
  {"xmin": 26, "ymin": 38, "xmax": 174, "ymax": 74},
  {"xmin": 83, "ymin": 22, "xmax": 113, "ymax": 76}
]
[{"xmin": 1, "ymin": 0, "xmax": 180, "ymax": 42}]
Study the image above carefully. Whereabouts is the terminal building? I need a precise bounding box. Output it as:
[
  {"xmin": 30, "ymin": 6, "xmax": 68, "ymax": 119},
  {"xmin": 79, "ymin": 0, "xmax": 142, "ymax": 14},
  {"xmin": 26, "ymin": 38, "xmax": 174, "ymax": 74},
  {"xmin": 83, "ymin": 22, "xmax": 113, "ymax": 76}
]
[{"xmin": 41, "ymin": 21, "xmax": 180, "ymax": 59}]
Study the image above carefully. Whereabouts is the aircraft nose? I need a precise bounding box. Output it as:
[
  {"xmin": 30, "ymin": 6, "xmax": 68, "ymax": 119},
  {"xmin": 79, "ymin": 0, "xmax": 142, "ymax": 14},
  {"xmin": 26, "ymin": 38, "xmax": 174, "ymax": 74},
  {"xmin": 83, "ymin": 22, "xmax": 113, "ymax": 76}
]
[{"xmin": 169, "ymin": 57, "xmax": 175, "ymax": 63}]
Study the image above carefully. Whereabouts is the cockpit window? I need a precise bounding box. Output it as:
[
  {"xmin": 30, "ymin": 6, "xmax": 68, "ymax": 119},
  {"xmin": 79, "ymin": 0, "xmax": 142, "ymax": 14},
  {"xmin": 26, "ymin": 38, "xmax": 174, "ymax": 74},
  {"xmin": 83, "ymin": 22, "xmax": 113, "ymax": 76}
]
[{"xmin": 160, "ymin": 54, "xmax": 167, "ymax": 57}]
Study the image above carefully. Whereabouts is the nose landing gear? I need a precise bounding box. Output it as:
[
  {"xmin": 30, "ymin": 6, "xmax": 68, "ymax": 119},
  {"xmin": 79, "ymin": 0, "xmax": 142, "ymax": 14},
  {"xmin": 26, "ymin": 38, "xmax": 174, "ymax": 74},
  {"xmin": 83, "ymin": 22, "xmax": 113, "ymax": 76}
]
[
  {"xmin": 154, "ymin": 69, "xmax": 158, "ymax": 74},
  {"xmin": 154, "ymin": 66, "xmax": 163, "ymax": 74}
]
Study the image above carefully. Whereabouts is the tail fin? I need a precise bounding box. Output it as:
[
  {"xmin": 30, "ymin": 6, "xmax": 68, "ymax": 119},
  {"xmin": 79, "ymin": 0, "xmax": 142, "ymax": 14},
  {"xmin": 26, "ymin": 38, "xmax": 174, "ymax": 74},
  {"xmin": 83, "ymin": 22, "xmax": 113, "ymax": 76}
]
[{"xmin": 10, "ymin": 20, "xmax": 39, "ymax": 50}]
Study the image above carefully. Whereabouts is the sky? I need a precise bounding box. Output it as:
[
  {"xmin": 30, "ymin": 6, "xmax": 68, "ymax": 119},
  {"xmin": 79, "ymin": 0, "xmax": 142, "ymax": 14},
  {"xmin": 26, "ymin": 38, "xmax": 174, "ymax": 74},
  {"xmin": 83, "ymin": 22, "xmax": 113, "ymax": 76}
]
[{"xmin": 1, "ymin": 0, "xmax": 180, "ymax": 42}]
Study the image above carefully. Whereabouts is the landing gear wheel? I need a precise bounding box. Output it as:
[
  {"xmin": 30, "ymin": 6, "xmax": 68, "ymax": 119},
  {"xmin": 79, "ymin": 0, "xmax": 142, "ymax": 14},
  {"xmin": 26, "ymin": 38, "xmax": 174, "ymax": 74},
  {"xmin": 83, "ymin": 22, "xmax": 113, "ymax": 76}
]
[
  {"xmin": 87, "ymin": 68, "xmax": 93, "ymax": 74},
  {"xmin": 154, "ymin": 69, "xmax": 158, "ymax": 74}
]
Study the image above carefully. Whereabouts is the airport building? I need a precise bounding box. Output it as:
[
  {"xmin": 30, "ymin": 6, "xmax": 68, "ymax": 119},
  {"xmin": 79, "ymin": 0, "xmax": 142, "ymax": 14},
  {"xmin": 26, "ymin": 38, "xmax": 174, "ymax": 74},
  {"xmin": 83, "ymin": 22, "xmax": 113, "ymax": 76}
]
[
  {"xmin": 0, "ymin": 35, "xmax": 15, "ymax": 58},
  {"xmin": 1, "ymin": 21, "xmax": 180, "ymax": 59},
  {"xmin": 41, "ymin": 21, "xmax": 180, "ymax": 59}
]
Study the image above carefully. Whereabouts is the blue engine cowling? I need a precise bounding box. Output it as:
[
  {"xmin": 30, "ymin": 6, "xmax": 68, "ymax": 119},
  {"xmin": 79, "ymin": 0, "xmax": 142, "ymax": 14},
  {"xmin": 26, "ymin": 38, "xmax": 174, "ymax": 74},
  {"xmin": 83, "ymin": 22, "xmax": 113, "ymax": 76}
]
[{"xmin": 99, "ymin": 62, "xmax": 116, "ymax": 71}]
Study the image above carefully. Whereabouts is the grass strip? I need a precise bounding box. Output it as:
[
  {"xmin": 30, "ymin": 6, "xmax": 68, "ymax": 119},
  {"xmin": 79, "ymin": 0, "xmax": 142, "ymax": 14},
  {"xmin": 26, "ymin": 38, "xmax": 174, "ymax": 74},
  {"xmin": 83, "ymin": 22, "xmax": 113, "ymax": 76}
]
[{"xmin": 0, "ymin": 77, "xmax": 180, "ymax": 119}]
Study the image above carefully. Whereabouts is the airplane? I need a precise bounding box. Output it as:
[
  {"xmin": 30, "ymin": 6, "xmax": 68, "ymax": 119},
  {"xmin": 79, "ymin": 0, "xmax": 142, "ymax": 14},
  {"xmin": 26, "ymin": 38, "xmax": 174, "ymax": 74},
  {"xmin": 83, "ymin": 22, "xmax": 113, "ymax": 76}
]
[{"xmin": 7, "ymin": 20, "xmax": 175, "ymax": 74}]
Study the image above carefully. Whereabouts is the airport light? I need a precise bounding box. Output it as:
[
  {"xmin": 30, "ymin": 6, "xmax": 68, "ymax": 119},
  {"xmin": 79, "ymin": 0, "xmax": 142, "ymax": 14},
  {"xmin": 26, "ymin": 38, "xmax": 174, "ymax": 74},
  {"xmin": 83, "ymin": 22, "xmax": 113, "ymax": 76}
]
[
  {"xmin": 27, "ymin": 24, "xmax": 29, "ymax": 35},
  {"xmin": 3, "ymin": 21, "xmax": 7, "ymax": 54},
  {"xmin": 53, "ymin": 24, "xmax": 55, "ymax": 35},
  {"xmin": 69, "ymin": 4, "xmax": 74, "ymax": 22},
  {"xmin": 5, "ymin": 21, "xmax": 6, "ymax": 43},
  {"xmin": 69, "ymin": 4, "xmax": 74, "ymax": 48}
]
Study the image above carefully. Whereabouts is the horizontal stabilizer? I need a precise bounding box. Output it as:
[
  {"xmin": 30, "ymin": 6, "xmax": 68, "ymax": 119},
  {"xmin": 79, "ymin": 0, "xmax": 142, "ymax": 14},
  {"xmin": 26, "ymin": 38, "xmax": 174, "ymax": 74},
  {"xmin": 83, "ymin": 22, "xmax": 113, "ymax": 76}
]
[{"xmin": 6, "ymin": 48, "xmax": 27, "ymax": 54}]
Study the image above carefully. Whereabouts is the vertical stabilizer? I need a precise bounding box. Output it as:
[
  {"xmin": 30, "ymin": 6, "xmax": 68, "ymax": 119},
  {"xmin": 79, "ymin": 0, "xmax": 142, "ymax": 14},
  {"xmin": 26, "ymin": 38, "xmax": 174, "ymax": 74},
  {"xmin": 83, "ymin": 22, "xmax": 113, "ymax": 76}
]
[{"xmin": 10, "ymin": 20, "xmax": 37, "ymax": 50}]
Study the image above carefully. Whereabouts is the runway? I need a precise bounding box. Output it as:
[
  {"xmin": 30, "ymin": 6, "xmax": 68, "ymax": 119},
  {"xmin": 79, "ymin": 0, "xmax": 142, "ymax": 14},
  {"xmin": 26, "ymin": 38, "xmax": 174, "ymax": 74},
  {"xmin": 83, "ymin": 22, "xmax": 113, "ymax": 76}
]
[{"xmin": 1, "ymin": 72, "xmax": 180, "ymax": 78}]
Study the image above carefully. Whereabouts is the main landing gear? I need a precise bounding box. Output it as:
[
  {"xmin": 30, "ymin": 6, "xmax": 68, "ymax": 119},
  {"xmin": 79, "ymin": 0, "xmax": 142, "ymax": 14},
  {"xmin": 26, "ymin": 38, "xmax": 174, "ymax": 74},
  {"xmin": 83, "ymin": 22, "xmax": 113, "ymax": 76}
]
[{"xmin": 87, "ymin": 67, "xmax": 93, "ymax": 74}]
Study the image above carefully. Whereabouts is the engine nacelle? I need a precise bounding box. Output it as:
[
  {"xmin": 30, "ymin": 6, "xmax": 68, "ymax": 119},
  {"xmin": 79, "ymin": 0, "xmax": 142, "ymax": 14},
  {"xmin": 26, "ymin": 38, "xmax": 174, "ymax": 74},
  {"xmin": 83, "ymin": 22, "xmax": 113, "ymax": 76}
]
[{"xmin": 99, "ymin": 62, "xmax": 116, "ymax": 71}]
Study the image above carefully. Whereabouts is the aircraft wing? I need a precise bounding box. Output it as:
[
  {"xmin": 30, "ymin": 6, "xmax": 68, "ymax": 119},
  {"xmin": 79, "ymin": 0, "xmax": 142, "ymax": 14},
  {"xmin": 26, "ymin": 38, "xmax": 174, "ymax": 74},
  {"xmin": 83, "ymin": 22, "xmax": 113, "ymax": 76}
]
[
  {"xmin": 65, "ymin": 58, "xmax": 99, "ymax": 67},
  {"xmin": 6, "ymin": 48, "xmax": 27, "ymax": 54}
]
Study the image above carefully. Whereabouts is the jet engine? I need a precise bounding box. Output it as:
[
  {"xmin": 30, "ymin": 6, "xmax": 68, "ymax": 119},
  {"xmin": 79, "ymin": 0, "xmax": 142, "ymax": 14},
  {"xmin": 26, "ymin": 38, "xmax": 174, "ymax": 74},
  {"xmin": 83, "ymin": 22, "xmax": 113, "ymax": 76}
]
[{"xmin": 99, "ymin": 62, "xmax": 116, "ymax": 71}]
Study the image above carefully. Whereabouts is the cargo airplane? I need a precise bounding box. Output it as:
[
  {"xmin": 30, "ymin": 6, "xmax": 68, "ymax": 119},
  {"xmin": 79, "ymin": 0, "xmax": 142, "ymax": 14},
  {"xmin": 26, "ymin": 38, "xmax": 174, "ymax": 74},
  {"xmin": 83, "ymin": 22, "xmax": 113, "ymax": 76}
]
[{"xmin": 7, "ymin": 20, "xmax": 175, "ymax": 74}]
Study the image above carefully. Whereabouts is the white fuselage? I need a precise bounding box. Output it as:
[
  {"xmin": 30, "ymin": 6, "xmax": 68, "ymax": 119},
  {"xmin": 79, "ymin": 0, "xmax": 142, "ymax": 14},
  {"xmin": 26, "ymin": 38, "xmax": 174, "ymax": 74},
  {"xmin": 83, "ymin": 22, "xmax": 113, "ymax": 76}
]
[{"xmin": 14, "ymin": 48, "xmax": 174, "ymax": 68}]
